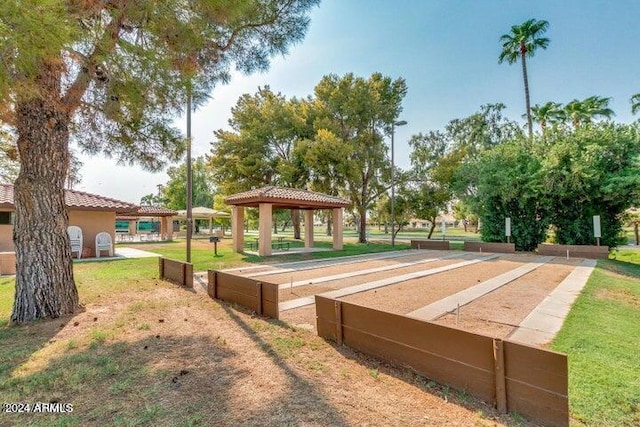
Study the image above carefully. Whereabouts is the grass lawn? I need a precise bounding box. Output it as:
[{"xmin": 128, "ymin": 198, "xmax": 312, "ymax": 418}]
[
  {"xmin": 124, "ymin": 238, "xmax": 411, "ymax": 272},
  {"xmin": 0, "ymin": 256, "xmax": 522, "ymax": 427},
  {"xmin": 551, "ymin": 249, "xmax": 640, "ymax": 426}
]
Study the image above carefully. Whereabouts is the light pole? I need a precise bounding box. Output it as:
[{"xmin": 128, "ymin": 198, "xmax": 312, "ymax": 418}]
[
  {"xmin": 391, "ymin": 120, "xmax": 407, "ymax": 248},
  {"xmin": 186, "ymin": 89, "xmax": 193, "ymax": 263}
]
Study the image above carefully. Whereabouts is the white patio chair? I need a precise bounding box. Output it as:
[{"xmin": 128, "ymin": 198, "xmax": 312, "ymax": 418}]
[
  {"xmin": 95, "ymin": 232, "xmax": 113, "ymax": 258},
  {"xmin": 67, "ymin": 226, "xmax": 83, "ymax": 259}
]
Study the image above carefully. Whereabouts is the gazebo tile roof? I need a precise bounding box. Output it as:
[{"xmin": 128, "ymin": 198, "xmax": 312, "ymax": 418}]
[
  {"xmin": 224, "ymin": 186, "xmax": 350, "ymax": 208},
  {"xmin": 137, "ymin": 205, "xmax": 177, "ymax": 216},
  {"xmin": 0, "ymin": 184, "xmax": 138, "ymax": 213}
]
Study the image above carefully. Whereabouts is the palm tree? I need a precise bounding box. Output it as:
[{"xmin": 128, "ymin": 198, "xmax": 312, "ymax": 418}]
[
  {"xmin": 531, "ymin": 101, "xmax": 565, "ymax": 132},
  {"xmin": 583, "ymin": 95, "xmax": 614, "ymax": 121},
  {"xmin": 499, "ymin": 18, "xmax": 550, "ymax": 139},
  {"xmin": 631, "ymin": 93, "xmax": 640, "ymax": 115},
  {"xmin": 564, "ymin": 99, "xmax": 588, "ymax": 128},
  {"xmin": 565, "ymin": 96, "xmax": 614, "ymax": 128}
]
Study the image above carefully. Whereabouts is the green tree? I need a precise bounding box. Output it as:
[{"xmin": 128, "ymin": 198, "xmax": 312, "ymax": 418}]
[
  {"xmin": 140, "ymin": 193, "xmax": 162, "ymax": 206},
  {"xmin": 310, "ymin": 72, "xmax": 408, "ymax": 243},
  {"xmin": 209, "ymin": 87, "xmax": 312, "ymax": 238},
  {"xmin": 531, "ymin": 101, "xmax": 566, "ymax": 134},
  {"xmin": 474, "ymin": 141, "xmax": 550, "ymax": 251},
  {"xmin": 499, "ymin": 18, "xmax": 550, "ymax": 138},
  {"xmin": 406, "ymin": 104, "xmax": 520, "ymax": 239},
  {"xmin": 564, "ymin": 96, "xmax": 615, "ymax": 128},
  {"xmin": 161, "ymin": 157, "xmax": 215, "ymax": 210},
  {"xmin": 0, "ymin": 130, "xmax": 18, "ymax": 183},
  {"xmin": 542, "ymin": 123, "xmax": 639, "ymax": 247},
  {"xmin": 408, "ymin": 131, "xmax": 455, "ymax": 239},
  {"xmin": 452, "ymin": 200, "xmax": 478, "ymax": 232},
  {"xmin": 1, "ymin": 0, "xmax": 319, "ymax": 323},
  {"xmin": 630, "ymin": 93, "xmax": 640, "ymax": 115},
  {"xmin": 295, "ymin": 128, "xmax": 352, "ymax": 236},
  {"xmin": 565, "ymin": 95, "xmax": 615, "ymax": 128},
  {"xmin": 381, "ymin": 191, "xmax": 412, "ymax": 239}
]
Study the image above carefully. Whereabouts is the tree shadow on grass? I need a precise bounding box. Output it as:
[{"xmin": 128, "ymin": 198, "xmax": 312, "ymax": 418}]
[
  {"xmin": 325, "ymin": 338, "xmax": 537, "ymax": 427},
  {"xmin": 219, "ymin": 304, "xmax": 349, "ymax": 426},
  {"xmin": 597, "ymin": 257, "xmax": 640, "ymax": 280},
  {"xmin": 0, "ymin": 332, "xmax": 273, "ymax": 426}
]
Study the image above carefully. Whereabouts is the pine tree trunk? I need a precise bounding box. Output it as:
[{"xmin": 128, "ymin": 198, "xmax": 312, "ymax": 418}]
[
  {"xmin": 326, "ymin": 213, "xmax": 332, "ymax": 236},
  {"xmin": 11, "ymin": 62, "xmax": 79, "ymax": 323},
  {"xmin": 521, "ymin": 48, "xmax": 533, "ymax": 139}
]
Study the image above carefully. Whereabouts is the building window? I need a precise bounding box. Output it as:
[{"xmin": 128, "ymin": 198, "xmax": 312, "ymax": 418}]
[{"xmin": 0, "ymin": 212, "xmax": 13, "ymax": 225}]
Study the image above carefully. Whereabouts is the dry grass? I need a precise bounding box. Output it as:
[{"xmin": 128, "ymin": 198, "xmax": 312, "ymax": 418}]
[{"xmin": 0, "ymin": 259, "xmax": 535, "ymax": 426}]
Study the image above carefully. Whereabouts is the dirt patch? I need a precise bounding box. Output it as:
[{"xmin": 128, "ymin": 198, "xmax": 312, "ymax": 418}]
[
  {"xmin": 257, "ymin": 251, "xmax": 447, "ymax": 285},
  {"xmin": 338, "ymin": 255, "xmax": 539, "ymax": 316},
  {"xmin": 595, "ymin": 287, "xmax": 640, "ymax": 309},
  {"xmin": 435, "ymin": 258, "xmax": 581, "ymax": 338},
  {"xmin": 279, "ymin": 254, "xmax": 468, "ymax": 302}
]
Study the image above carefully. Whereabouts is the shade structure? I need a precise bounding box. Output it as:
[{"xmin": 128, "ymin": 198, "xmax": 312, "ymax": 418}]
[
  {"xmin": 176, "ymin": 206, "xmax": 231, "ymax": 219},
  {"xmin": 224, "ymin": 186, "xmax": 351, "ymax": 256},
  {"xmin": 176, "ymin": 206, "xmax": 230, "ymax": 235}
]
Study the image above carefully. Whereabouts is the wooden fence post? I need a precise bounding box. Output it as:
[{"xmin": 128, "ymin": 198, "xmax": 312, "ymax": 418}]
[
  {"xmin": 334, "ymin": 300, "xmax": 343, "ymax": 345},
  {"xmin": 185, "ymin": 263, "xmax": 193, "ymax": 288},
  {"xmin": 256, "ymin": 282, "xmax": 263, "ymax": 316},
  {"xmin": 158, "ymin": 257, "xmax": 164, "ymax": 279},
  {"xmin": 493, "ymin": 338, "xmax": 507, "ymax": 413},
  {"xmin": 207, "ymin": 270, "xmax": 217, "ymax": 299}
]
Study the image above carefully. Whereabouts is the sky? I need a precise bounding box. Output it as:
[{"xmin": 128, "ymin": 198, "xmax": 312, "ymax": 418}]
[{"xmin": 74, "ymin": 0, "xmax": 640, "ymax": 204}]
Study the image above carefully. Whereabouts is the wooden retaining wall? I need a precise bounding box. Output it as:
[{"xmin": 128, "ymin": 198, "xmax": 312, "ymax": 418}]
[
  {"xmin": 537, "ymin": 243, "xmax": 608, "ymax": 259},
  {"xmin": 464, "ymin": 241, "xmax": 515, "ymax": 253},
  {"xmin": 410, "ymin": 240, "xmax": 450, "ymax": 250},
  {"xmin": 159, "ymin": 258, "xmax": 193, "ymax": 288},
  {"xmin": 208, "ymin": 270, "xmax": 279, "ymax": 319},
  {"xmin": 316, "ymin": 296, "xmax": 568, "ymax": 427}
]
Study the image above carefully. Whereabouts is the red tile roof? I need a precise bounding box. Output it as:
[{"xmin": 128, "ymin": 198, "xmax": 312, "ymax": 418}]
[
  {"xmin": 137, "ymin": 205, "xmax": 177, "ymax": 216},
  {"xmin": 117, "ymin": 205, "xmax": 178, "ymax": 218},
  {"xmin": 224, "ymin": 186, "xmax": 351, "ymax": 209},
  {"xmin": 0, "ymin": 184, "xmax": 138, "ymax": 213}
]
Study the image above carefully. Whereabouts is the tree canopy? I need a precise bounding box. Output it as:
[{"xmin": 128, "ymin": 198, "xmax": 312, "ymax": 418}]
[
  {"xmin": 209, "ymin": 72, "xmax": 408, "ymax": 243},
  {"xmin": 2, "ymin": 0, "xmax": 320, "ymax": 323}
]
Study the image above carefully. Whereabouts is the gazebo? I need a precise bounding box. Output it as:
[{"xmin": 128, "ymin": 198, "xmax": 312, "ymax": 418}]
[
  {"xmin": 224, "ymin": 186, "xmax": 351, "ymax": 256},
  {"xmin": 116, "ymin": 205, "xmax": 177, "ymax": 240},
  {"xmin": 176, "ymin": 206, "xmax": 230, "ymax": 235}
]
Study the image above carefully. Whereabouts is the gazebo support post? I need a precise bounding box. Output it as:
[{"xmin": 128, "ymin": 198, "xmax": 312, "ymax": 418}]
[
  {"xmin": 332, "ymin": 208, "xmax": 343, "ymax": 250},
  {"xmin": 160, "ymin": 217, "xmax": 168, "ymax": 239},
  {"xmin": 232, "ymin": 206, "xmax": 244, "ymax": 253},
  {"xmin": 305, "ymin": 210, "xmax": 314, "ymax": 249},
  {"xmin": 259, "ymin": 203, "xmax": 272, "ymax": 256}
]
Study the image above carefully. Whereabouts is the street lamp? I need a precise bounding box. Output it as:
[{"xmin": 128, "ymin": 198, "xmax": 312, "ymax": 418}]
[
  {"xmin": 391, "ymin": 120, "xmax": 407, "ymax": 248},
  {"xmin": 186, "ymin": 89, "xmax": 193, "ymax": 263}
]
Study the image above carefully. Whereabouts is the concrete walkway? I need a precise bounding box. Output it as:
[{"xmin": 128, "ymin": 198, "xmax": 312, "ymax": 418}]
[
  {"xmin": 73, "ymin": 247, "xmax": 161, "ymax": 263},
  {"xmin": 114, "ymin": 247, "xmax": 162, "ymax": 258},
  {"xmin": 280, "ymin": 254, "xmax": 499, "ymax": 311},
  {"xmin": 406, "ymin": 256, "xmax": 554, "ymax": 321},
  {"xmin": 508, "ymin": 258, "xmax": 596, "ymax": 346}
]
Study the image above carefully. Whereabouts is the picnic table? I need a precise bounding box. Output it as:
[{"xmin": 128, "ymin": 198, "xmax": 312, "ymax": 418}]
[{"xmin": 245, "ymin": 236, "xmax": 290, "ymax": 251}]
